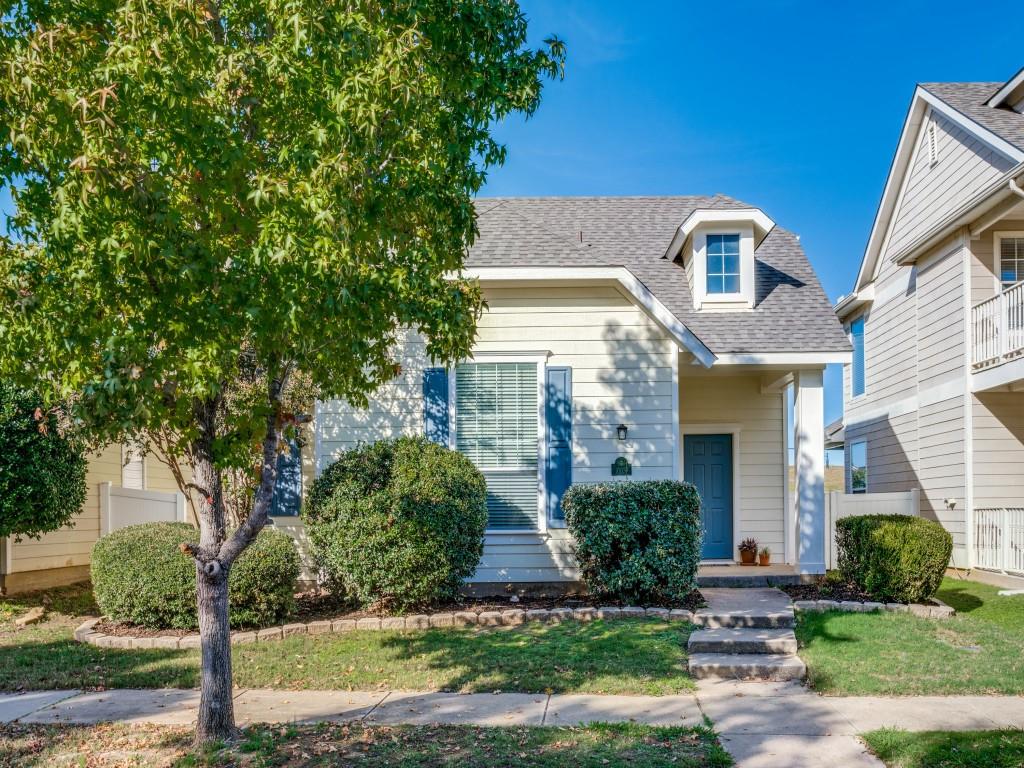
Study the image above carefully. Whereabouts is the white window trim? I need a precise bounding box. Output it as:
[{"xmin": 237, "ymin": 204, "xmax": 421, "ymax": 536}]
[
  {"xmin": 679, "ymin": 423, "xmax": 742, "ymax": 564},
  {"xmin": 850, "ymin": 440, "xmax": 868, "ymax": 494},
  {"xmin": 692, "ymin": 225, "xmax": 755, "ymax": 310},
  {"xmin": 448, "ymin": 352, "xmax": 549, "ymax": 535},
  {"xmin": 993, "ymin": 231, "xmax": 1024, "ymax": 293}
]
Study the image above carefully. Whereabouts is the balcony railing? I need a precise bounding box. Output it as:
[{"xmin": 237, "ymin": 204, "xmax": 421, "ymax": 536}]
[
  {"xmin": 974, "ymin": 507, "xmax": 1024, "ymax": 575},
  {"xmin": 972, "ymin": 279, "xmax": 1024, "ymax": 367}
]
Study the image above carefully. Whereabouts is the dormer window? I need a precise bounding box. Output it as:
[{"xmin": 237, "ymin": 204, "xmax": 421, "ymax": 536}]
[
  {"xmin": 706, "ymin": 234, "xmax": 741, "ymax": 294},
  {"xmin": 664, "ymin": 207, "xmax": 775, "ymax": 311}
]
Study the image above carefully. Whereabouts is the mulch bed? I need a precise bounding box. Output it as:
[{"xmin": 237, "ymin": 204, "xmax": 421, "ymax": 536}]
[
  {"xmin": 93, "ymin": 589, "xmax": 708, "ymax": 638},
  {"xmin": 781, "ymin": 581, "xmax": 941, "ymax": 607},
  {"xmin": 780, "ymin": 581, "xmax": 876, "ymax": 603},
  {"xmin": 289, "ymin": 588, "xmax": 708, "ymax": 622}
]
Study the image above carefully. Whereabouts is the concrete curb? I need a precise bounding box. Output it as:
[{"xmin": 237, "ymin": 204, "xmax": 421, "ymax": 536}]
[
  {"xmin": 73, "ymin": 606, "xmax": 695, "ymax": 650},
  {"xmin": 791, "ymin": 597, "xmax": 955, "ymax": 619}
]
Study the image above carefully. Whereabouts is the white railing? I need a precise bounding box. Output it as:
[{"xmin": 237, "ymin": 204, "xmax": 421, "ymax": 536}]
[
  {"xmin": 972, "ymin": 279, "xmax": 1024, "ymax": 366},
  {"xmin": 974, "ymin": 507, "xmax": 1024, "ymax": 575}
]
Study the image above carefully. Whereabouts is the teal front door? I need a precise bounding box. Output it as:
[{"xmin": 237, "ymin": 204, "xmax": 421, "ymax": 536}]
[{"xmin": 684, "ymin": 434, "xmax": 734, "ymax": 560}]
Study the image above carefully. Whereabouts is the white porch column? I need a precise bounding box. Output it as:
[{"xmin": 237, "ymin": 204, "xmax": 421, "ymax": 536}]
[{"xmin": 794, "ymin": 368, "xmax": 826, "ymax": 574}]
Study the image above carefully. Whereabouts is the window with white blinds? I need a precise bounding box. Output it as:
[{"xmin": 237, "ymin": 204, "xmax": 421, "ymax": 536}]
[
  {"xmin": 455, "ymin": 362, "xmax": 539, "ymax": 530},
  {"xmin": 999, "ymin": 236, "xmax": 1024, "ymax": 289},
  {"xmin": 121, "ymin": 445, "xmax": 145, "ymax": 490}
]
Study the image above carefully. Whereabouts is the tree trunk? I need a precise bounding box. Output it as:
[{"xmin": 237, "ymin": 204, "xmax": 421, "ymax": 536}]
[{"xmin": 196, "ymin": 561, "xmax": 235, "ymax": 742}]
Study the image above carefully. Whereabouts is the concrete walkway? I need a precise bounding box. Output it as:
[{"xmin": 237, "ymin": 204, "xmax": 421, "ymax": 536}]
[{"xmin": 3, "ymin": 683, "xmax": 1024, "ymax": 768}]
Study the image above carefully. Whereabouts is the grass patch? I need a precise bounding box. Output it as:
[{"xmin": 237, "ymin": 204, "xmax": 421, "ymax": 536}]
[
  {"xmin": 863, "ymin": 728, "xmax": 1024, "ymax": 768},
  {"xmin": 0, "ymin": 721, "xmax": 732, "ymax": 767},
  {"xmin": 797, "ymin": 577, "xmax": 1024, "ymax": 695},
  {"xmin": 0, "ymin": 584, "xmax": 693, "ymax": 694}
]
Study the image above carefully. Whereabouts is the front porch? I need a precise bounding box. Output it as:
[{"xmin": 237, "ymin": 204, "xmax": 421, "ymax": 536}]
[{"xmin": 696, "ymin": 562, "xmax": 813, "ymax": 587}]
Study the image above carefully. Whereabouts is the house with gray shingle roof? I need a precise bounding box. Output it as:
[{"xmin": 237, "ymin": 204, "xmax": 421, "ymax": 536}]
[
  {"xmin": 315, "ymin": 194, "xmax": 850, "ymax": 585},
  {"xmin": 835, "ymin": 66, "xmax": 1024, "ymax": 581}
]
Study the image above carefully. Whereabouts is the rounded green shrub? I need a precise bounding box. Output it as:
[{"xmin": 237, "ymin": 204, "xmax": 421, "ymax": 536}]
[
  {"xmin": 0, "ymin": 384, "xmax": 87, "ymax": 539},
  {"xmin": 302, "ymin": 436, "xmax": 487, "ymax": 611},
  {"xmin": 562, "ymin": 480, "xmax": 703, "ymax": 604},
  {"xmin": 91, "ymin": 522, "xmax": 300, "ymax": 629},
  {"xmin": 835, "ymin": 514, "xmax": 953, "ymax": 603}
]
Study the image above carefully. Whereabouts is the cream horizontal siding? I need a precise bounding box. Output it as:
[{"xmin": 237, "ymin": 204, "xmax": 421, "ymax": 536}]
[
  {"xmin": 678, "ymin": 374, "xmax": 785, "ymax": 557},
  {"xmin": 916, "ymin": 244, "xmax": 966, "ymax": 390},
  {"xmin": 315, "ymin": 284, "xmax": 677, "ymax": 583},
  {"xmin": 886, "ymin": 110, "xmax": 1015, "ymax": 259},
  {"xmin": 970, "ymin": 218, "xmax": 1024, "ymax": 305},
  {"xmin": 844, "ymin": 411, "xmax": 918, "ymax": 495},
  {"xmin": 972, "ymin": 392, "xmax": 1024, "ymax": 510},
  {"xmin": 8, "ymin": 443, "xmax": 121, "ymax": 573},
  {"xmin": 917, "ymin": 396, "xmax": 967, "ymax": 564}
]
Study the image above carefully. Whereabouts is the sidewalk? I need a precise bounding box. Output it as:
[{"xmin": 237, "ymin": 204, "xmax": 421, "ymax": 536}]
[{"xmin": 3, "ymin": 682, "xmax": 1024, "ymax": 768}]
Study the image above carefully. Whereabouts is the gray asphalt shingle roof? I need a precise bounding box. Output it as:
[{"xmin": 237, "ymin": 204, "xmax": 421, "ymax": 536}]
[
  {"xmin": 468, "ymin": 196, "xmax": 851, "ymax": 355},
  {"xmin": 921, "ymin": 81, "xmax": 1024, "ymax": 153}
]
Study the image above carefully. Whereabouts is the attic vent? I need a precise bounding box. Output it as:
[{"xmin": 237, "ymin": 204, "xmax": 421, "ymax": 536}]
[{"xmin": 927, "ymin": 118, "xmax": 938, "ymax": 166}]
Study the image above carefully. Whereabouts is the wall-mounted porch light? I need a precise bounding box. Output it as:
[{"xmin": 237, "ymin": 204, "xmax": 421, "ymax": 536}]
[{"xmin": 616, "ymin": 424, "xmax": 628, "ymax": 441}]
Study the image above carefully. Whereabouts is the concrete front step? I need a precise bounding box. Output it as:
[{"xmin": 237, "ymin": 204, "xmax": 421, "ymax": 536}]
[
  {"xmin": 687, "ymin": 628, "xmax": 798, "ymax": 655},
  {"xmin": 692, "ymin": 610, "xmax": 795, "ymax": 629},
  {"xmin": 688, "ymin": 653, "xmax": 806, "ymax": 682}
]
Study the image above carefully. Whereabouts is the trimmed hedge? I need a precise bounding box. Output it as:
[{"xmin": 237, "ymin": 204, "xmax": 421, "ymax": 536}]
[
  {"xmin": 91, "ymin": 522, "xmax": 300, "ymax": 629},
  {"xmin": 836, "ymin": 514, "xmax": 952, "ymax": 603},
  {"xmin": 0, "ymin": 384, "xmax": 87, "ymax": 539},
  {"xmin": 562, "ymin": 480, "xmax": 703, "ymax": 604},
  {"xmin": 303, "ymin": 436, "xmax": 488, "ymax": 611}
]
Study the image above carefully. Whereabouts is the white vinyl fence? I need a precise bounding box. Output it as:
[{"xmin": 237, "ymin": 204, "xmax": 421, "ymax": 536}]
[
  {"xmin": 825, "ymin": 489, "xmax": 920, "ymax": 570},
  {"xmin": 99, "ymin": 482, "xmax": 187, "ymax": 536},
  {"xmin": 974, "ymin": 507, "xmax": 1024, "ymax": 576}
]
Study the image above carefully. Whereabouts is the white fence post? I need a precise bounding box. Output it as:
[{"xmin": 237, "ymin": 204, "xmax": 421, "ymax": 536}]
[{"xmin": 99, "ymin": 481, "xmax": 113, "ymax": 538}]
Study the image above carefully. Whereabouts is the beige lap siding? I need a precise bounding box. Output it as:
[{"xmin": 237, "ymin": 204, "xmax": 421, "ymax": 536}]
[
  {"xmin": 972, "ymin": 392, "xmax": 1024, "ymax": 510},
  {"xmin": 678, "ymin": 374, "xmax": 785, "ymax": 558},
  {"xmin": 315, "ymin": 284, "xmax": 679, "ymax": 583},
  {"xmin": 7, "ymin": 443, "xmax": 120, "ymax": 575}
]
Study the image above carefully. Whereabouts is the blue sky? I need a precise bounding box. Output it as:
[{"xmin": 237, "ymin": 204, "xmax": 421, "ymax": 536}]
[
  {"xmin": 2, "ymin": 2, "xmax": 1020, "ymax": 427},
  {"xmin": 483, "ymin": 0, "xmax": 1023, "ymax": 424}
]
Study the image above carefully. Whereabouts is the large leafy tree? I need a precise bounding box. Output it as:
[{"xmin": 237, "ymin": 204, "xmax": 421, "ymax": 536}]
[{"xmin": 0, "ymin": 0, "xmax": 563, "ymax": 743}]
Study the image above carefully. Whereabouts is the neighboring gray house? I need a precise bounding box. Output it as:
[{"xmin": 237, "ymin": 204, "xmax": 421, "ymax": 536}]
[
  {"xmin": 316, "ymin": 196, "xmax": 850, "ymax": 587},
  {"xmin": 835, "ymin": 67, "xmax": 1024, "ymax": 577}
]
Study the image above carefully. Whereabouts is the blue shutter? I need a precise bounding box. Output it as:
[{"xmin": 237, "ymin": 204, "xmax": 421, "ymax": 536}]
[
  {"xmin": 545, "ymin": 366, "xmax": 572, "ymax": 522},
  {"xmin": 423, "ymin": 367, "xmax": 449, "ymax": 446},
  {"xmin": 270, "ymin": 439, "xmax": 302, "ymax": 516},
  {"xmin": 851, "ymin": 317, "xmax": 865, "ymax": 397}
]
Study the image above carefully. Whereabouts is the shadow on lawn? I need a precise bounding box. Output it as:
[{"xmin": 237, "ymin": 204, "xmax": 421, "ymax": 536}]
[
  {"xmin": 375, "ymin": 619, "xmax": 692, "ymax": 694},
  {"xmin": 936, "ymin": 584, "xmax": 985, "ymax": 614},
  {"xmin": 0, "ymin": 638, "xmax": 197, "ymax": 691}
]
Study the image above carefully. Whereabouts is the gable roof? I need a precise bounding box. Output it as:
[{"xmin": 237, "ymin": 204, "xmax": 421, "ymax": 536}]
[
  {"xmin": 847, "ymin": 75, "xmax": 1024, "ymax": 298},
  {"xmin": 921, "ymin": 81, "xmax": 1024, "ymax": 154},
  {"xmin": 466, "ymin": 196, "xmax": 850, "ymax": 357}
]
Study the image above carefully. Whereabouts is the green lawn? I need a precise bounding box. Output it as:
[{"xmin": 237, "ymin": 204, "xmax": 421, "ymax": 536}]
[
  {"xmin": 797, "ymin": 577, "xmax": 1024, "ymax": 695},
  {"xmin": 863, "ymin": 728, "xmax": 1024, "ymax": 768},
  {"xmin": 0, "ymin": 721, "xmax": 732, "ymax": 767},
  {"xmin": 0, "ymin": 584, "xmax": 693, "ymax": 694}
]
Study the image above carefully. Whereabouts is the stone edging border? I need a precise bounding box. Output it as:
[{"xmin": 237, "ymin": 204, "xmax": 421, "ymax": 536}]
[
  {"xmin": 792, "ymin": 597, "xmax": 955, "ymax": 619},
  {"xmin": 74, "ymin": 606, "xmax": 696, "ymax": 650}
]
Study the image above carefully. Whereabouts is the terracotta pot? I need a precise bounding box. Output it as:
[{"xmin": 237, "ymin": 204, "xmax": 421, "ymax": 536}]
[
  {"xmin": 758, "ymin": 553, "xmax": 771, "ymax": 566},
  {"xmin": 739, "ymin": 550, "xmax": 756, "ymax": 565}
]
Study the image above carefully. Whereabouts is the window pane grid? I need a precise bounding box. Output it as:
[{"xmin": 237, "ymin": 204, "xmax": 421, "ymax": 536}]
[
  {"xmin": 1000, "ymin": 237, "xmax": 1024, "ymax": 289},
  {"xmin": 706, "ymin": 234, "xmax": 741, "ymax": 295}
]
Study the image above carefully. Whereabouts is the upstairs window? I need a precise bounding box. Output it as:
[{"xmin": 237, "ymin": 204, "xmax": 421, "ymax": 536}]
[
  {"xmin": 998, "ymin": 235, "xmax": 1024, "ymax": 290},
  {"xmin": 706, "ymin": 234, "xmax": 741, "ymax": 294},
  {"xmin": 850, "ymin": 316, "xmax": 866, "ymax": 397}
]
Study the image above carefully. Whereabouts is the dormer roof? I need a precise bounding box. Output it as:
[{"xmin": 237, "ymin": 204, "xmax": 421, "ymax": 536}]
[{"xmin": 466, "ymin": 196, "xmax": 850, "ymax": 357}]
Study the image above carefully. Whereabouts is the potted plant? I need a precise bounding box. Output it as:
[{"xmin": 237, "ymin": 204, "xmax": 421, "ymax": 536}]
[
  {"xmin": 758, "ymin": 546, "xmax": 771, "ymax": 566},
  {"xmin": 738, "ymin": 538, "xmax": 758, "ymax": 566}
]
